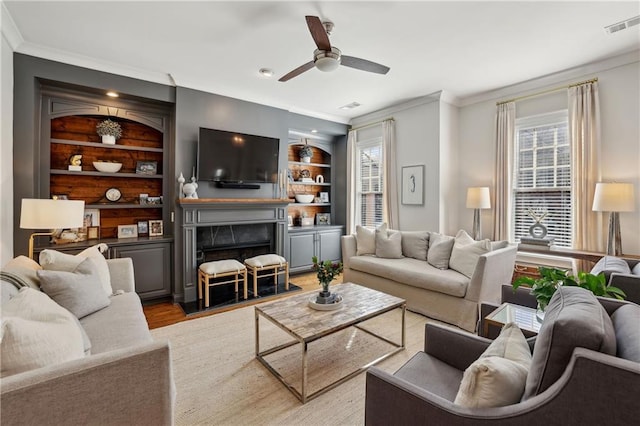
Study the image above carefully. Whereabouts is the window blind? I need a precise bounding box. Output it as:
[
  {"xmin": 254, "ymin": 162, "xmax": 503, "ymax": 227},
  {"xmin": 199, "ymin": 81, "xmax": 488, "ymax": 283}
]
[{"xmin": 356, "ymin": 139, "xmax": 384, "ymax": 227}]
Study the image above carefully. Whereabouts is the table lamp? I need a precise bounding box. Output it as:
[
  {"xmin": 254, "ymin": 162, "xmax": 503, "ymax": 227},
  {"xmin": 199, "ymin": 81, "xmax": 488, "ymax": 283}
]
[
  {"xmin": 592, "ymin": 182, "xmax": 635, "ymax": 256},
  {"xmin": 466, "ymin": 187, "xmax": 491, "ymax": 240},
  {"xmin": 20, "ymin": 198, "xmax": 85, "ymax": 259}
]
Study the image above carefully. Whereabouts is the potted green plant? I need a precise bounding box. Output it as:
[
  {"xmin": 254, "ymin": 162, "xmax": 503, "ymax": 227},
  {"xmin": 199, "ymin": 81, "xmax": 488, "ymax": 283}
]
[
  {"xmin": 311, "ymin": 256, "xmax": 343, "ymax": 304},
  {"xmin": 513, "ymin": 266, "xmax": 626, "ymax": 314},
  {"xmin": 96, "ymin": 119, "xmax": 123, "ymax": 144},
  {"xmin": 299, "ymin": 142, "xmax": 313, "ymax": 163}
]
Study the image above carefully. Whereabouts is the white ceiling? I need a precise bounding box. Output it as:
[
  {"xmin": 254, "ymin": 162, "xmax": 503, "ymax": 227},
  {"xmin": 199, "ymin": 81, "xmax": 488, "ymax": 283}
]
[{"xmin": 3, "ymin": 1, "xmax": 640, "ymax": 123}]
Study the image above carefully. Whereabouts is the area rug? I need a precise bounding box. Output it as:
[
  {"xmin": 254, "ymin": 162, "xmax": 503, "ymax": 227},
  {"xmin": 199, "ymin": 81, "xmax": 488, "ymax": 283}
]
[{"xmin": 151, "ymin": 295, "xmax": 433, "ymax": 425}]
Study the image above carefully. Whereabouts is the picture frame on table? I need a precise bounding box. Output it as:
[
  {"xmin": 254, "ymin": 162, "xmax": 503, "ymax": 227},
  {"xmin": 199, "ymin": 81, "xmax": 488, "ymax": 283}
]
[
  {"xmin": 401, "ymin": 165, "xmax": 424, "ymax": 205},
  {"xmin": 149, "ymin": 220, "xmax": 163, "ymax": 236},
  {"xmin": 117, "ymin": 224, "xmax": 138, "ymax": 239},
  {"xmin": 135, "ymin": 161, "xmax": 157, "ymax": 175},
  {"xmin": 316, "ymin": 213, "xmax": 331, "ymax": 225},
  {"xmin": 87, "ymin": 226, "xmax": 100, "ymax": 240},
  {"xmin": 137, "ymin": 220, "xmax": 149, "ymax": 236}
]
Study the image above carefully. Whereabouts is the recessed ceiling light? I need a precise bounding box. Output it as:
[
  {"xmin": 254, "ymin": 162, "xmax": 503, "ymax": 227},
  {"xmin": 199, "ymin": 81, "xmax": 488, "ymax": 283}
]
[
  {"xmin": 311, "ymin": 129, "xmax": 318, "ymax": 133},
  {"xmin": 339, "ymin": 102, "xmax": 361, "ymax": 110},
  {"xmin": 106, "ymin": 91, "xmax": 119, "ymax": 98},
  {"xmin": 259, "ymin": 68, "xmax": 274, "ymax": 78}
]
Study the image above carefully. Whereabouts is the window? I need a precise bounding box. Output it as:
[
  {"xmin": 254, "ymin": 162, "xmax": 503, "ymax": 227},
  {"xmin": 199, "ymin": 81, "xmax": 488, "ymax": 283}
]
[
  {"xmin": 513, "ymin": 111, "xmax": 571, "ymax": 247},
  {"xmin": 355, "ymin": 138, "xmax": 384, "ymax": 227}
]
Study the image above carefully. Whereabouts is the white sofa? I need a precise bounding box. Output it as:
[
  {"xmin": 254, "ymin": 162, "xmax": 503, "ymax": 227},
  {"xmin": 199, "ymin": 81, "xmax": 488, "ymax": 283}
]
[
  {"xmin": 341, "ymin": 230, "xmax": 517, "ymax": 332},
  {"xmin": 1, "ymin": 255, "xmax": 175, "ymax": 426}
]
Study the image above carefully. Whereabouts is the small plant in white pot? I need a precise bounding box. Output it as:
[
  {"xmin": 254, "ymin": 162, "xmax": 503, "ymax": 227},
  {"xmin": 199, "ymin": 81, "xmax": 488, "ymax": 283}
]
[
  {"xmin": 96, "ymin": 119, "xmax": 123, "ymax": 144},
  {"xmin": 299, "ymin": 142, "xmax": 313, "ymax": 163}
]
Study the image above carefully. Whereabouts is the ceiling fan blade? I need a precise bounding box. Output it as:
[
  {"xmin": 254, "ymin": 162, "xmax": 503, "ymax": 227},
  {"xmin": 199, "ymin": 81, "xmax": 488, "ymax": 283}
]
[
  {"xmin": 278, "ymin": 61, "xmax": 315, "ymax": 82},
  {"xmin": 305, "ymin": 15, "xmax": 331, "ymax": 51},
  {"xmin": 341, "ymin": 55, "xmax": 390, "ymax": 75}
]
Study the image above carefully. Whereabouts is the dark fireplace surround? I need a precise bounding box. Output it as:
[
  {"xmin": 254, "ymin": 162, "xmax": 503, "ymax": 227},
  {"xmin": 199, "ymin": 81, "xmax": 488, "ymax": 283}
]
[{"xmin": 180, "ymin": 199, "xmax": 289, "ymax": 303}]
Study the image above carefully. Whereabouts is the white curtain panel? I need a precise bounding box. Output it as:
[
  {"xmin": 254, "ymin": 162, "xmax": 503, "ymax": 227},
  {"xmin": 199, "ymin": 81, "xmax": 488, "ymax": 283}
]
[
  {"xmin": 382, "ymin": 119, "xmax": 399, "ymax": 230},
  {"xmin": 493, "ymin": 102, "xmax": 515, "ymax": 241},
  {"xmin": 346, "ymin": 129, "xmax": 357, "ymax": 235},
  {"xmin": 569, "ymin": 81, "xmax": 603, "ymax": 253}
]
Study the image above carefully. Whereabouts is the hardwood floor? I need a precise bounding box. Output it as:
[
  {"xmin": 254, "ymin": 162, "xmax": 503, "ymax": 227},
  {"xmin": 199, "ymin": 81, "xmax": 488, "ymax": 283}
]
[{"xmin": 143, "ymin": 272, "xmax": 340, "ymax": 329}]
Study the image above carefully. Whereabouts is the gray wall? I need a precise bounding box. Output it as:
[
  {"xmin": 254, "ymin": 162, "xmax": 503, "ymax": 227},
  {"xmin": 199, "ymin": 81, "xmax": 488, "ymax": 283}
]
[{"xmin": 1, "ymin": 35, "xmax": 14, "ymax": 265}]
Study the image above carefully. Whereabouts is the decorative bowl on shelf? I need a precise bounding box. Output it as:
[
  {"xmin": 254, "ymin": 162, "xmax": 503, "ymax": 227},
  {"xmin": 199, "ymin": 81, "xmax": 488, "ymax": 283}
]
[
  {"xmin": 93, "ymin": 161, "xmax": 122, "ymax": 173},
  {"xmin": 294, "ymin": 194, "xmax": 314, "ymax": 203}
]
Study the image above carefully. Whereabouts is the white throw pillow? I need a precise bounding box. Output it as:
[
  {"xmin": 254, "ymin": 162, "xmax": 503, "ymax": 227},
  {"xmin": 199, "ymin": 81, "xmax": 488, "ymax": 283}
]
[
  {"xmin": 356, "ymin": 223, "xmax": 387, "ymax": 256},
  {"xmin": 427, "ymin": 233, "xmax": 455, "ymax": 269},
  {"xmin": 2, "ymin": 255, "xmax": 42, "ymax": 289},
  {"xmin": 375, "ymin": 229, "xmax": 403, "ymax": 259},
  {"xmin": 0, "ymin": 287, "xmax": 85, "ymax": 377},
  {"xmin": 449, "ymin": 230, "xmax": 492, "ymax": 278},
  {"xmin": 39, "ymin": 243, "xmax": 113, "ymax": 296},
  {"xmin": 454, "ymin": 323, "xmax": 532, "ymax": 408}
]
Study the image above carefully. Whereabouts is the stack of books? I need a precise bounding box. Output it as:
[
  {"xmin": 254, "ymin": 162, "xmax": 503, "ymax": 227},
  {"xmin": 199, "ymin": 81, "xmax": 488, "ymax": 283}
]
[{"xmin": 519, "ymin": 237, "xmax": 556, "ymax": 251}]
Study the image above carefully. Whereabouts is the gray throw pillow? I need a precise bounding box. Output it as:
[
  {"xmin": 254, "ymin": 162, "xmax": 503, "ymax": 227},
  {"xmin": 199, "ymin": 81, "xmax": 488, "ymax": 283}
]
[
  {"xmin": 37, "ymin": 258, "xmax": 111, "ymax": 319},
  {"xmin": 611, "ymin": 304, "xmax": 640, "ymax": 363},
  {"xmin": 427, "ymin": 233, "xmax": 455, "ymax": 269},
  {"xmin": 400, "ymin": 231, "xmax": 429, "ymax": 260},
  {"xmin": 590, "ymin": 256, "xmax": 631, "ymax": 279},
  {"xmin": 375, "ymin": 229, "xmax": 403, "ymax": 259},
  {"xmin": 522, "ymin": 286, "xmax": 616, "ymax": 399}
]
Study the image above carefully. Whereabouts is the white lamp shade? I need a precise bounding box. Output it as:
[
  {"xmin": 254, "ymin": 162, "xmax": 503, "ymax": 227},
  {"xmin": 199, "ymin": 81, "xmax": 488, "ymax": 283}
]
[
  {"xmin": 592, "ymin": 183, "xmax": 635, "ymax": 212},
  {"xmin": 466, "ymin": 187, "xmax": 491, "ymax": 209},
  {"xmin": 20, "ymin": 199, "xmax": 85, "ymax": 230}
]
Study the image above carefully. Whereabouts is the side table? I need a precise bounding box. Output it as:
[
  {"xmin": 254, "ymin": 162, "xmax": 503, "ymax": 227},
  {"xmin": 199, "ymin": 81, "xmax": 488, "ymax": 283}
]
[{"xmin": 484, "ymin": 302, "xmax": 542, "ymax": 338}]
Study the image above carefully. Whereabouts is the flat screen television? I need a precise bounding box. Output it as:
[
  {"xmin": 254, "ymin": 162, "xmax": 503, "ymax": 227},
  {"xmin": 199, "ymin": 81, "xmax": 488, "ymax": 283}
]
[{"xmin": 197, "ymin": 127, "xmax": 279, "ymax": 187}]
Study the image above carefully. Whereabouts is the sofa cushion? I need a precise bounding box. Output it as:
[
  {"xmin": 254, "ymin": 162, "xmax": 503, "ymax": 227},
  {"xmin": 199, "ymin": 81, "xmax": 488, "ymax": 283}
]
[
  {"xmin": 375, "ymin": 228, "xmax": 403, "ymax": 259},
  {"xmin": 349, "ymin": 256, "xmax": 469, "ymax": 297},
  {"xmin": 395, "ymin": 351, "xmax": 464, "ymax": 402},
  {"xmin": 400, "ymin": 231, "xmax": 429, "ymax": 261},
  {"xmin": 37, "ymin": 258, "xmax": 111, "ymax": 319},
  {"xmin": 356, "ymin": 225, "xmax": 377, "ymax": 255},
  {"xmin": 0, "ymin": 287, "xmax": 85, "ymax": 377},
  {"xmin": 449, "ymin": 230, "xmax": 492, "ymax": 279},
  {"xmin": 632, "ymin": 262, "xmax": 640, "ymax": 276},
  {"xmin": 611, "ymin": 303, "xmax": 640, "ymax": 362},
  {"xmin": 455, "ymin": 323, "xmax": 532, "ymax": 408},
  {"xmin": 1, "ymin": 255, "xmax": 42, "ymax": 289},
  {"xmin": 79, "ymin": 292, "xmax": 152, "ymax": 354},
  {"xmin": 427, "ymin": 233, "xmax": 455, "ymax": 269},
  {"xmin": 39, "ymin": 244, "xmax": 113, "ymax": 296},
  {"xmin": 523, "ymin": 286, "xmax": 616, "ymax": 399}
]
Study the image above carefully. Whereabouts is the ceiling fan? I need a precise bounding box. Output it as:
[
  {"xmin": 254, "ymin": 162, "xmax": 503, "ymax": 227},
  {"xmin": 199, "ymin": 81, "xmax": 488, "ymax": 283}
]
[{"xmin": 279, "ymin": 16, "xmax": 390, "ymax": 82}]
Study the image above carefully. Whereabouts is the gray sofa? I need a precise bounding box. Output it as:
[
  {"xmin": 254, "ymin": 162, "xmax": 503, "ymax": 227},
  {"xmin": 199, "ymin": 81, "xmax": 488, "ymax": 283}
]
[
  {"xmin": 365, "ymin": 287, "xmax": 640, "ymax": 424},
  {"xmin": 1, "ymin": 257, "xmax": 175, "ymax": 426},
  {"xmin": 341, "ymin": 233, "xmax": 518, "ymax": 332}
]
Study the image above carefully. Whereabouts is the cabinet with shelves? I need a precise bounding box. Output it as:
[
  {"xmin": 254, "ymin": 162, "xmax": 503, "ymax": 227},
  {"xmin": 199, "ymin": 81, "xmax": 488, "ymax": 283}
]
[{"xmin": 287, "ymin": 226, "xmax": 343, "ymax": 273}]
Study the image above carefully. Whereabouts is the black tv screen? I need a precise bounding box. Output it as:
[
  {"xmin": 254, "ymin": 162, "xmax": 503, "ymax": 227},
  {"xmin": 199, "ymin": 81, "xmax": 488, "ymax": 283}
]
[{"xmin": 197, "ymin": 128, "xmax": 279, "ymax": 184}]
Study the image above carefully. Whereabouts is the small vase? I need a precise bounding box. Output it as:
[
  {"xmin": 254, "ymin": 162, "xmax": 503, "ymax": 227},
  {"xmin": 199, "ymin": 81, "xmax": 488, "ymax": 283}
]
[
  {"xmin": 315, "ymin": 281, "xmax": 335, "ymax": 304},
  {"xmin": 301, "ymin": 156, "xmax": 311, "ymax": 163},
  {"xmin": 101, "ymin": 135, "xmax": 116, "ymax": 144}
]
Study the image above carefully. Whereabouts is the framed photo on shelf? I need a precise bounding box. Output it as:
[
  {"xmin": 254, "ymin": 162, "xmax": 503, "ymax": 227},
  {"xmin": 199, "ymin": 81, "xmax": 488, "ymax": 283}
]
[
  {"xmin": 149, "ymin": 220, "xmax": 163, "ymax": 236},
  {"xmin": 137, "ymin": 220, "xmax": 149, "ymax": 236},
  {"xmin": 316, "ymin": 213, "xmax": 331, "ymax": 225},
  {"xmin": 319, "ymin": 192, "xmax": 329, "ymax": 203},
  {"xmin": 139, "ymin": 193, "xmax": 149, "ymax": 205},
  {"xmin": 287, "ymin": 215, "xmax": 293, "ymax": 227},
  {"xmin": 401, "ymin": 165, "xmax": 424, "ymax": 205},
  {"xmin": 117, "ymin": 224, "xmax": 138, "ymax": 239},
  {"xmin": 87, "ymin": 226, "xmax": 100, "ymax": 240},
  {"xmin": 51, "ymin": 194, "xmax": 68, "ymax": 200},
  {"xmin": 135, "ymin": 161, "xmax": 157, "ymax": 175},
  {"xmin": 83, "ymin": 209, "xmax": 100, "ymax": 228}
]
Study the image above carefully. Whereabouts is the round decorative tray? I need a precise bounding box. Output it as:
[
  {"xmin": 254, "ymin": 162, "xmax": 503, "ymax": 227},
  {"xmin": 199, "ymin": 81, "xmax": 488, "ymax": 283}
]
[{"xmin": 308, "ymin": 294, "xmax": 343, "ymax": 311}]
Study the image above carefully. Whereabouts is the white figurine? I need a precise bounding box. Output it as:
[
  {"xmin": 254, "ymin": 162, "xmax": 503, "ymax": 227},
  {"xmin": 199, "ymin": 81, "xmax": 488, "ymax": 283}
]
[{"xmin": 177, "ymin": 172, "xmax": 185, "ymax": 198}]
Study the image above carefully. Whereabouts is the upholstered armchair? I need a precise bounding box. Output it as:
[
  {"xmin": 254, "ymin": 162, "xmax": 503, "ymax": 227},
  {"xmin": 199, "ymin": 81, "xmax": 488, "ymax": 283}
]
[
  {"xmin": 365, "ymin": 288, "xmax": 640, "ymax": 425},
  {"xmin": 590, "ymin": 256, "xmax": 640, "ymax": 304}
]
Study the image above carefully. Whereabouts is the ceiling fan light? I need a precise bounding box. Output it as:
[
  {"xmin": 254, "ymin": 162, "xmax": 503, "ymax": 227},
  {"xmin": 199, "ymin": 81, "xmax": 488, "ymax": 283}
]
[
  {"xmin": 313, "ymin": 47, "xmax": 341, "ymax": 72},
  {"xmin": 315, "ymin": 57, "xmax": 340, "ymax": 72}
]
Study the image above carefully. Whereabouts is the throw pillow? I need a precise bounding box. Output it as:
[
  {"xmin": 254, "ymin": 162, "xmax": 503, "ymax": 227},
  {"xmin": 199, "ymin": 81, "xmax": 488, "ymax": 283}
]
[
  {"xmin": 522, "ymin": 286, "xmax": 616, "ymax": 399},
  {"xmin": 490, "ymin": 240, "xmax": 509, "ymax": 251},
  {"xmin": 2, "ymin": 255, "xmax": 42, "ymax": 289},
  {"xmin": 356, "ymin": 223, "xmax": 387, "ymax": 256},
  {"xmin": 0, "ymin": 287, "xmax": 85, "ymax": 377},
  {"xmin": 611, "ymin": 304, "xmax": 640, "ymax": 363},
  {"xmin": 375, "ymin": 229, "xmax": 403, "ymax": 259},
  {"xmin": 37, "ymin": 258, "xmax": 111, "ymax": 319},
  {"xmin": 449, "ymin": 230, "xmax": 492, "ymax": 279},
  {"xmin": 590, "ymin": 256, "xmax": 632, "ymax": 283},
  {"xmin": 633, "ymin": 262, "xmax": 640, "ymax": 276},
  {"xmin": 454, "ymin": 323, "xmax": 532, "ymax": 408},
  {"xmin": 427, "ymin": 233, "xmax": 455, "ymax": 269},
  {"xmin": 400, "ymin": 231, "xmax": 430, "ymax": 260},
  {"xmin": 39, "ymin": 243, "xmax": 113, "ymax": 296}
]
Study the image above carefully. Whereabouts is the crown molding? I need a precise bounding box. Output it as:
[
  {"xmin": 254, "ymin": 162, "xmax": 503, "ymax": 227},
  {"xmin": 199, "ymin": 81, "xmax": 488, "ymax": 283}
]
[
  {"xmin": 1, "ymin": 2, "xmax": 23, "ymax": 50},
  {"xmin": 350, "ymin": 90, "xmax": 447, "ymax": 127}
]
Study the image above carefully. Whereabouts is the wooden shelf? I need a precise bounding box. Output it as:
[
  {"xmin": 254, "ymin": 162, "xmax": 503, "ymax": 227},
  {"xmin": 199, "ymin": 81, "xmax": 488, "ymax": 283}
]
[
  {"xmin": 289, "ymin": 181, "xmax": 331, "ymax": 186},
  {"xmin": 86, "ymin": 203, "xmax": 163, "ymax": 209},
  {"xmin": 51, "ymin": 170, "xmax": 163, "ymax": 179},
  {"xmin": 289, "ymin": 202, "xmax": 331, "ymax": 207},
  {"xmin": 52, "ymin": 138, "xmax": 163, "ymax": 153},
  {"xmin": 288, "ymin": 160, "xmax": 330, "ymax": 168}
]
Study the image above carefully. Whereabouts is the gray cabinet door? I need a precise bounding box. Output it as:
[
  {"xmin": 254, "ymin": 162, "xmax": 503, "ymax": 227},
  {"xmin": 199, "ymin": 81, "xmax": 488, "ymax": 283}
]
[
  {"xmin": 115, "ymin": 242, "xmax": 172, "ymax": 300},
  {"xmin": 318, "ymin": 230, "xmax": 342, "ymax": 262},
  {"xmin": 289, "ymin": 232, "xmax": 316, "ymax": 270}
]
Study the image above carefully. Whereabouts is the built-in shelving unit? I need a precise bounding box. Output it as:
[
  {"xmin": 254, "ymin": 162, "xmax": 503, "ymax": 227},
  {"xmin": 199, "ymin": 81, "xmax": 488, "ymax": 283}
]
[{"xmin": 287, "ymin": 143, "xmax": 333, "ymax": 225}]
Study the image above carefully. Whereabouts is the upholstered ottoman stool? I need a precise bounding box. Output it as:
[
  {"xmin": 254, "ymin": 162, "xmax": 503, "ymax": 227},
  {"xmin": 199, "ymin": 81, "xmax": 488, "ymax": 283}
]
[
  {"xmin": 244, "ymin": 254, "xmax": 289, "ymax": 298},
  {"xmin": 198, "ymin": 259, "xmax": 247, "ymax": 307}
]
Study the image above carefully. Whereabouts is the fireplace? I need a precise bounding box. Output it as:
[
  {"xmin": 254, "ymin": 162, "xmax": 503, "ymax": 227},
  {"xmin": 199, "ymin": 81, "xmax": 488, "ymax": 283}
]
[{"xmin": 196, "ymin": 223, "xmax": 274, "ymax": 264}]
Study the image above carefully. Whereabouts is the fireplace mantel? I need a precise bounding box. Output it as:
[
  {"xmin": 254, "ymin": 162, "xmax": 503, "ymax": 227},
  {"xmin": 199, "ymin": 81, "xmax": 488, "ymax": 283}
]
[{"xmin": 179, "ymin": 198, "xmax": 289, "ymax": 302}]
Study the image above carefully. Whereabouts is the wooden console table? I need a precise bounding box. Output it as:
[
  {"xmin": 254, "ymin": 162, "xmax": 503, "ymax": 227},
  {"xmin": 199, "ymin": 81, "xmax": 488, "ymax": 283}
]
[{"xmin": 517, "ymin": 246, "xmax": 640, "ymax": 263}]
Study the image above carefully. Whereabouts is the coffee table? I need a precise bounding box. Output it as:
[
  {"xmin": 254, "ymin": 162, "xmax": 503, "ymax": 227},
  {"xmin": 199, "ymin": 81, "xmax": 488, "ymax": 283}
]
[
  {"xmin": 484, "ymin": 302, "xmax": 542, "ymax": 337},
  {"xmin": 254, "ymin": 282, "xmax": 406, "ymax": 403}
]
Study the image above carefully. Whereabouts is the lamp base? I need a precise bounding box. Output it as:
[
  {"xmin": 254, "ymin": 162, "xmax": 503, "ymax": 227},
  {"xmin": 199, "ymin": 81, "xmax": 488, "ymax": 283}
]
[
  {"xmin": 606, "ymin": 212, "xmax": 622, "ymax": 256},
  {"xmin": 28, "ymin": 232, "xmax": 53, "ymax": 260},
  {"xmin": 472, "ymin": 209, "xmax": 481, "ymax": 240}
]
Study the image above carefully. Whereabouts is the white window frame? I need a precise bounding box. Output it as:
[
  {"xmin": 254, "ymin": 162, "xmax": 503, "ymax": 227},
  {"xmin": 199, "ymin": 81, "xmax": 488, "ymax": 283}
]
[
  {"xmin": 355, "ymin": 137, "xmax": 384, "ymax": 228},
  {"xmin": 512, "ymin": 110, "xmax": 572, "ymax": 247}
]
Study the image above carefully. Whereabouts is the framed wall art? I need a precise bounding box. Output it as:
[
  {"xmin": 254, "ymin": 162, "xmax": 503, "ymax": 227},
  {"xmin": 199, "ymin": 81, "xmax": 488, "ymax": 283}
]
[{"xmin": 402, "ymin": 165, "xmax": 424, "ymax": 205}]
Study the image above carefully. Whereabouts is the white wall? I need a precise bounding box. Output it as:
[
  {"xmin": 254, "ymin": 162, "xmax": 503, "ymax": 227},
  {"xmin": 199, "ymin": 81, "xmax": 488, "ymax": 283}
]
[
  {"xmin": 1, "ymin": 31, "xmax": 14, "ymax": 265},
  {"xmin": 456, "ymin": 57, "xmax": 640, "ymax": 255}
]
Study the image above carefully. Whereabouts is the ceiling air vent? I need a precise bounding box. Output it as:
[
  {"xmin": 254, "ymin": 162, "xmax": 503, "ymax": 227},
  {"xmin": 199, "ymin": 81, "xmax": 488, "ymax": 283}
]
[
  {"xmin": 339, "ymin": 102, "xmax": 361, "ymax": 110},
  {"xmin": 604, "ymin": 15, "xmax": 640, "ymax": 34}
]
